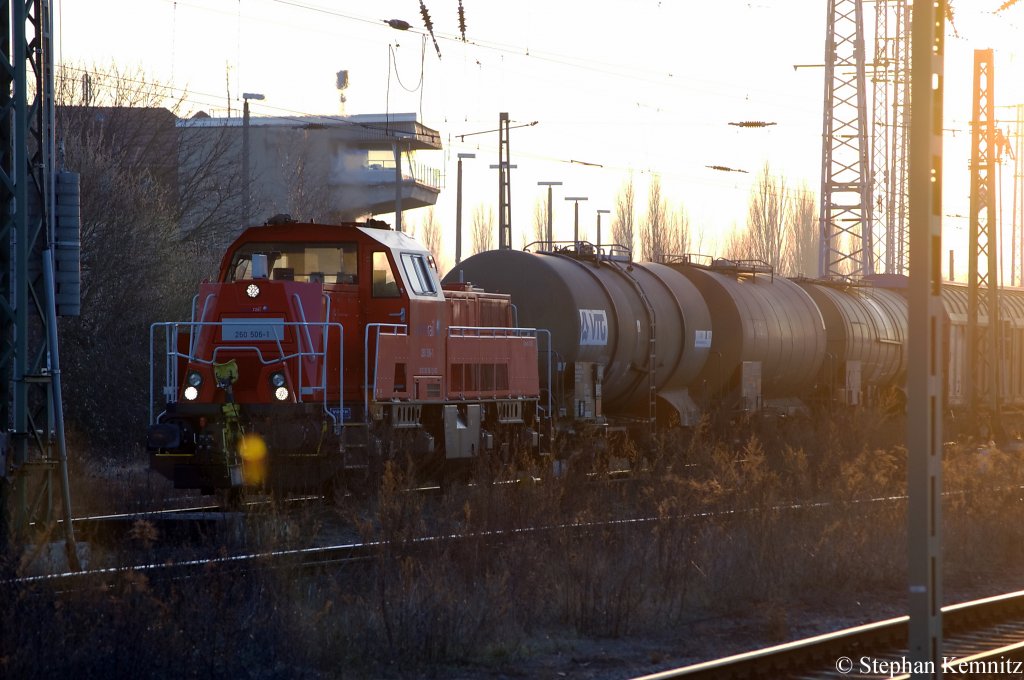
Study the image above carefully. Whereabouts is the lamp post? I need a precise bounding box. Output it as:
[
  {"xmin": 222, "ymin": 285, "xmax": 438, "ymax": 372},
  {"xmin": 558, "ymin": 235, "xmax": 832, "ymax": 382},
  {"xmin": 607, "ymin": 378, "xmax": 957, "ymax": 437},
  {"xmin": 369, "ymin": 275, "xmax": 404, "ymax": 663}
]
[
  {"xmin": 242, "ymin": 92, "xmax": 265, "ymax": 225},
  {"xmin": 596, "ymin": 209, "xmax": 610, "ymax": 252},
  {"xmin": 393, "ymin": 140, "xmax": 405, "ymax": 232},
  {"xmin": 456, "ymin": 153, "xmax": 476, "ymax": 265},
  {"xmin": 565, "ymin": 196, "xmax": 588, "ymax": 243},
  {"xmin": 538, "ymin": 181, "xmax": 562, "ymax": 248}
]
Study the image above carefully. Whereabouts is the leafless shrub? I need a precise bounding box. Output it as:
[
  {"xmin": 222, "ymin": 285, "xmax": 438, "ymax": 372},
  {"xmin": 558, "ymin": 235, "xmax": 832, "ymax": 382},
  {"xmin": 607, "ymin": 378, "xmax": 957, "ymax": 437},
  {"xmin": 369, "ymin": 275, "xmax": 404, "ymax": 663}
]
[{"xmin": 471, "ymin": 203, "xmax": 494, "ymax": 254}]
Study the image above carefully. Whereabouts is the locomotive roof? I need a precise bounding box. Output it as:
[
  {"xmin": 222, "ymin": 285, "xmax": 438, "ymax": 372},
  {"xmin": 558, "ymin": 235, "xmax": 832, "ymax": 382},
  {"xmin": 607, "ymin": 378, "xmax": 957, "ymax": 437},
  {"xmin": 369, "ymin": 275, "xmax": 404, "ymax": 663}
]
[{"xmin": 218, "ymin": 220, "xmax": 428, "ymax": 278}]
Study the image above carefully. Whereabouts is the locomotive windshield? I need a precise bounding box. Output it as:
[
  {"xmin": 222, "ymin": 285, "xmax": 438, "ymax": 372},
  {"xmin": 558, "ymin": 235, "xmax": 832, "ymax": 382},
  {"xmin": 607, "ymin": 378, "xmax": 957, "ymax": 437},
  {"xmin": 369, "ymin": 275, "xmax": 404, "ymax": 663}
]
[{"xmin": 229, "ymin": 242, "xmax": 359, "ymax": 284}]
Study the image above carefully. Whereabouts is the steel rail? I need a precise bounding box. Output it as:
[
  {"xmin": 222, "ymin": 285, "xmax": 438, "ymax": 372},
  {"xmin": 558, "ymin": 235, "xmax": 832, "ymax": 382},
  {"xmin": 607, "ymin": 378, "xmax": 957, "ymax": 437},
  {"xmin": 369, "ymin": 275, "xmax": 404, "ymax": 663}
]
[{"xmin": 632, "ymin": 589, "xmax": 1024, "ymax": 679}]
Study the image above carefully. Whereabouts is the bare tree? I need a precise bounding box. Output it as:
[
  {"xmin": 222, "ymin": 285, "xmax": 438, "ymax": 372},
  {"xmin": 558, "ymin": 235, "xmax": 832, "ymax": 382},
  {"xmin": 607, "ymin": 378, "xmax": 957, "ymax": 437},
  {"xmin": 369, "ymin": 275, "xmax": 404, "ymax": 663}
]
[
  {"xmin": 722, "ymin": 224, "xmax": 754, "ymax": 261},
  {"xmin": 785, "ymin": 182, "xmax": 819, "ymax": 277},
  {"xmin": 532, "ymin": 196, "xmax": 548, "ymax": 246},
  {"xmin": 58, "ymin": 63, "xmax": 249, "ymax": 251},
  {"xmin": 418, "ymin": 207, "xmax": 444, "ymax": 268},
  {"xmin": 471, "ymin": 203, "xmax": 495, "ymax": 254},
  {"xmin": 278, "ymin": 129, "xmax": 333, "ymax": 224},
  {"xmin": 640, "ymin": 175, "xmax": 668, "ymax": 262},
  {"xmin": 611, "ymin": 174, "xmax": 636, "ymax": 254},
  {"xmin": 665, "ymin": 204, "xmax": 693, "ymax": 257},
  {"xmin": 56, "ymin": 64, "xmax": 225, "ymax": 447},
  {"xmin": 746, "ymin": 162, "xmax": 790, "ymax": 271}
]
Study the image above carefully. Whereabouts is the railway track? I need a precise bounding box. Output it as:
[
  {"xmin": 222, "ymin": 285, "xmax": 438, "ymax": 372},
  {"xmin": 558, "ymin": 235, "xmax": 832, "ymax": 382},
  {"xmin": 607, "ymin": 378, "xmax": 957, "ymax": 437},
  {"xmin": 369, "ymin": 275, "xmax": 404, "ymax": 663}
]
[
  {"xmin": 7, "ymin": 490, "xmax": 904, "ymax": 590},
  {"xmin": 633, "ymin": 590, "xmax": 1024, "ymax": 679}
]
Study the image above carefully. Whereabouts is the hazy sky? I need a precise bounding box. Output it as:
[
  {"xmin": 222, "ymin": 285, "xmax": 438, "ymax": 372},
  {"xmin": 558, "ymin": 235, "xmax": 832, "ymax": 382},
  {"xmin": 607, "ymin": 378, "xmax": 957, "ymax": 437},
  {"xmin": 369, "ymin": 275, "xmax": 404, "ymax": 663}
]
[{"xmin": 56, "ymin": 0, "xmax": 1024, "ymax": 272}]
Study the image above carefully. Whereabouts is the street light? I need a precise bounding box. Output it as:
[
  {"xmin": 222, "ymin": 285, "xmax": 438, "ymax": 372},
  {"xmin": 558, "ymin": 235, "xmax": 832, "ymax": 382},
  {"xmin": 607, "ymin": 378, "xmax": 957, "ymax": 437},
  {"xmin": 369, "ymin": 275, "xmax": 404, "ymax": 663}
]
[
  {"xmin": 456, "ymin": 153, "xmax": 476, "ymax": 265},
  {"xmin": 596, "ymin": 209, "xmax": 610, "ymax": 252},
  {"xmin": 565, "ymin": 196, "xmax": 588, "ymax": 244},
  {"xmin": 242, "ymin": 92, "xmax": 265, "ymax": 225},
  {"xmin": 538, "ymin": 181, "xmax": 562, "ymax": 248}
]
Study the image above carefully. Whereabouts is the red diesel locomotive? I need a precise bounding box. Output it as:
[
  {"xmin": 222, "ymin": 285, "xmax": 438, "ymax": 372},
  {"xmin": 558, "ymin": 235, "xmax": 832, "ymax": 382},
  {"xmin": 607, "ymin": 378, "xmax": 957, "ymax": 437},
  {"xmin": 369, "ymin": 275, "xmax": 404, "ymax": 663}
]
[{"xmin": 146, "ymin": 217, "xmax": 543, "ymax": 495}]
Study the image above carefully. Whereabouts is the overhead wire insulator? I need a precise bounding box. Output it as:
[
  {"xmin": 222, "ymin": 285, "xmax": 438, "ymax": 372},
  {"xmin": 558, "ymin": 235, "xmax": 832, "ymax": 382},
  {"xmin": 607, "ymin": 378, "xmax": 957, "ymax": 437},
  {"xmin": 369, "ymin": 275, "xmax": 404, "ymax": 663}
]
[
  {"xmin": 419, "ymin": 1, "xmax": 442, "ymax": 58},
  {"xmin": 706, "ymin": 165, "xmax": 749, "ymax": 174},
  {"xmin": 728, "ymin": 121, "xmax": 777, "ymax": 128},
  {"xmin": 458, "ymin": 0, "xmax": 467, "ymax": 41}
]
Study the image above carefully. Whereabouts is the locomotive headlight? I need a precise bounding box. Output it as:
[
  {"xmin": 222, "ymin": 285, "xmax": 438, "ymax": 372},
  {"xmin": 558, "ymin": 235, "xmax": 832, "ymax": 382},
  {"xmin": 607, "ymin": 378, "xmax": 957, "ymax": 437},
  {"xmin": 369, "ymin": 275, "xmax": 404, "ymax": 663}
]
[
  {"xmin": 187, "ymin": 371, "xmax": 203, "ymax": 387},
  {"xmin": 270, "ymin": 371, "xmax": 286, "ymax": 388},
  {"xmin": 183, "ymin": 385, "xmax": 199, "ymax": 401},
  {"xmin": 246, "ymin": 283, "xmax": 260, "ymax": 298},
  {"xmin": 274, "ymin": 386, "xmax": 289, "ymax": 401}
]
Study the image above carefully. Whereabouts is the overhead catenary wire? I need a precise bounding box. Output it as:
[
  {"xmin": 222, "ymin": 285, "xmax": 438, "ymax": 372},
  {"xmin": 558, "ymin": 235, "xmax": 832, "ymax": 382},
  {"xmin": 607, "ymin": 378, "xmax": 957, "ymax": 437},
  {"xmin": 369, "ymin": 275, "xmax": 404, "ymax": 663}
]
[
  {"xmin": 162, "ymin": 0, "xmax": 819, "ymax": 115},
  {"xmin": 53, "ymin": 64, "xmax": 794, "ymax": 196}
]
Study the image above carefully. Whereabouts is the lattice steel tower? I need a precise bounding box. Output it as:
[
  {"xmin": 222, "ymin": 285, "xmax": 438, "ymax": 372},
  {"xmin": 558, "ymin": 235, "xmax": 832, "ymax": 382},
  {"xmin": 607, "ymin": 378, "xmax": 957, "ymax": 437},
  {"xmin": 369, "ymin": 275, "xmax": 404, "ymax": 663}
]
[
  {"xmin": 967, "ymin": 48, "xmax": 1001, "ymax": 436},
  {"xmin": 819, "ymin": 0, "xmax": 874, "ymax": 279},
  {"xmin": 497, "ymin": 112, "xmax": 512, "ymax": 250},
  {"xmin": 871, "ymin": 0, "xmax": 911, "ymax": 275},
  {"xmin": 0, "ymin": 0, "xmax": 77, "ymax": 563}
]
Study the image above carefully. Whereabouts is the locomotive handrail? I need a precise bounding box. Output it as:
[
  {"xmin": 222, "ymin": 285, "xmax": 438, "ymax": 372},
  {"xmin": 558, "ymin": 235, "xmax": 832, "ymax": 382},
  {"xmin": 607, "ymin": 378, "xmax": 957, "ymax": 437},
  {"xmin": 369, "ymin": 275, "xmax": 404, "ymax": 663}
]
[
  {"xmin": 149, "ymin": 320, "xmax": 344, "ymax": 430},
  {"xmin": 537, "ymin": 328, "xmax": 553, "ymax": 421},
  {"xmin": 447, "ymin": 325, "xmax": 537, "ymax": 338},
  {"xmin": 189, "ymin": 293, "xmax": 218, "ymax": 357},
  {"xmin": 363, "ymin": 323, "xmax": 408, "ymax": 422},
  {"xmin": 289, "ymin": 291, "xmax": 329, "ymax": 396}
]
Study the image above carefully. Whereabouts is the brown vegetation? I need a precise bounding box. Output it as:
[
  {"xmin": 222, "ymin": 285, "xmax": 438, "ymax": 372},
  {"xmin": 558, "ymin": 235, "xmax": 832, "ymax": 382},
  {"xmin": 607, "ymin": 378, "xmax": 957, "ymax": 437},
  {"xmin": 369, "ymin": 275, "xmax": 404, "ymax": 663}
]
[{"xmin": 9, "ymin": 408, "xmax": 1024, "ymax": 678}]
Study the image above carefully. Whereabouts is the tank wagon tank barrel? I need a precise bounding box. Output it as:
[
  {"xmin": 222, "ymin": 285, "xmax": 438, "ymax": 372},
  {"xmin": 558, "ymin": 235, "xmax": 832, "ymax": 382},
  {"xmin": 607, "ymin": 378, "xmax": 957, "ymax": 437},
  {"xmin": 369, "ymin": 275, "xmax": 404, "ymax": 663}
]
[
  {"xmin": 796, "ymin": 281, "xmax": 908, "ymax": 404},
  {"xmin": 669, "ymin": 259, "xmax": 827, "ymax": 412},
  {"xmin": 444, "ymin": 247, "xmax": 712, "ymax": 426}
]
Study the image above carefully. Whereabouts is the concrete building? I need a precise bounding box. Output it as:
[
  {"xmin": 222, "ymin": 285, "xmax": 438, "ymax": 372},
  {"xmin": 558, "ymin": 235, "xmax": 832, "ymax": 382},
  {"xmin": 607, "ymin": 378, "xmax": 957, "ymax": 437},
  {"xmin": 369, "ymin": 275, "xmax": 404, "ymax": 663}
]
[{"xmin": 177, "ymin": 111, "xmax": 443, "ymax": 231}]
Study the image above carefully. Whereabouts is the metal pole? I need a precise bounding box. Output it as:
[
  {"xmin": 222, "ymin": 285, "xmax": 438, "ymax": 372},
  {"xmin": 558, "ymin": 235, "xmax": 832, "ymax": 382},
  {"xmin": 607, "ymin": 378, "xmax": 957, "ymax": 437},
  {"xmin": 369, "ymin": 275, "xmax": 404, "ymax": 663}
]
[
  {"xmin": 43, "ymin": 251, "xmax": 78, "ymax": 570},
  {"xmin": 243, "ymin": 99, "xmax": 250, "ymax": 224},
  {"xmin": 456, "ymin": 156, "xmax": 463, "ymax": 265},
  {"xmin": 547, "ymin": 186, "xmax": 554, "ymax": 246},
  {"xmin": 241, "ymin": 93, "xmax": 263, "ymax": 226},
  {"xmin": 574, "ymin": 201, "xmax": 579, "ymax": 242},
  {"xmin": 456, "ymin": 153, "xmax": 475, "ymax": 265},
  {"xmin": 565, "ymin": 196, "xmax": 588, "ymax": 244},
  {"xmin": 597, "ymin": 209, "xmax": 610, "ymax": 251},
  {"xmin": 538, "ymin": 181, "xmax": 561, "ymax": 249},
  {"xmin": 394, "ymin": 141, "xmax": 403, "ymax": 233},
  {"xmin": 907, "ymin": 0, "xmax": 944, "ymax": 674}
]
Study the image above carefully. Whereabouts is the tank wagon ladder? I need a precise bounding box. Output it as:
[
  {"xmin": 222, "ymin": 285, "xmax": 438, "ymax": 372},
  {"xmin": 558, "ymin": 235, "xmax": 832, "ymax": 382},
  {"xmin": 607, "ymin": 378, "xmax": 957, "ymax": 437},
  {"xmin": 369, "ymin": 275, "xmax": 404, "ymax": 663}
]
[{"xmin": 610, "ymin": 261, "xmax": 658, "ymax": 439}]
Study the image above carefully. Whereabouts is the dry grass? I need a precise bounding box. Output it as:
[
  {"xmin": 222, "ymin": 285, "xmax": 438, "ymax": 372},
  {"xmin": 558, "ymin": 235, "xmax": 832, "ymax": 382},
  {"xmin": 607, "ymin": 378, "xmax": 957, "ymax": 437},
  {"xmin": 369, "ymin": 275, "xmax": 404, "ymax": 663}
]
[{"xmin": 7, "ymin": 406, "xmax": 1024, "ymax": 677}]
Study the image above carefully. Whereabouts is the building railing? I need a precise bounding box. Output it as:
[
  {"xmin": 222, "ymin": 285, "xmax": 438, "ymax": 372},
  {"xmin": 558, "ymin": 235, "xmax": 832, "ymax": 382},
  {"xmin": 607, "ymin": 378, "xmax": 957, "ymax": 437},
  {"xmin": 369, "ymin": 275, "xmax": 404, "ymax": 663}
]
[{"xmin": 360, "ymin": 157, "xmax": 442, "ymax": 190}]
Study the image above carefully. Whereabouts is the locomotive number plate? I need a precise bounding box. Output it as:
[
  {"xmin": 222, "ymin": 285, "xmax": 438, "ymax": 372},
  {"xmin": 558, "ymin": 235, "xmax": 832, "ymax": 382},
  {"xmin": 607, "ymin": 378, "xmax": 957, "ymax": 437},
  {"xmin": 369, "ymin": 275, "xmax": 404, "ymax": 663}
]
[{"xmin": 221, "ymin": 318, "xmax": 285, "ymax": 342}]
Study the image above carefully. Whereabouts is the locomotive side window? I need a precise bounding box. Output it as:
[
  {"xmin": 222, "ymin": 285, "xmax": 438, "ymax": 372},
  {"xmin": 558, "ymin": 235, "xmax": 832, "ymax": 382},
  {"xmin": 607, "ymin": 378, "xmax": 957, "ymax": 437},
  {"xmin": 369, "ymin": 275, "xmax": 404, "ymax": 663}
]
[
  {"xmin": 372, "ymin": 252, "xmax": 400, "ymax": 297},
  {"xmin": 400, "ymin": 252, "xmax": 438, "ymax": 296}
]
